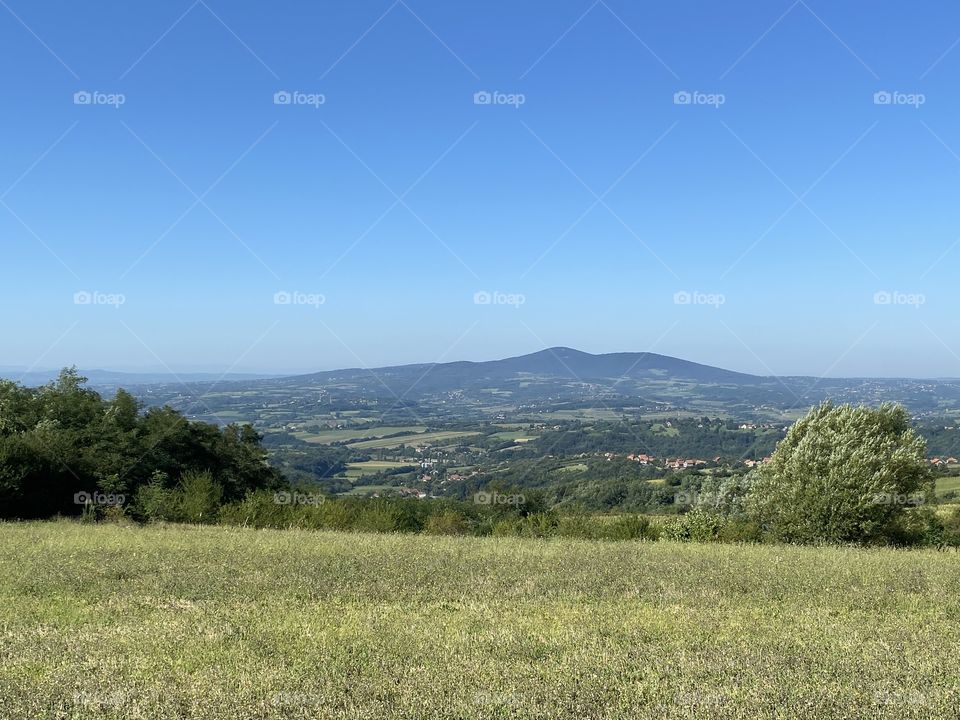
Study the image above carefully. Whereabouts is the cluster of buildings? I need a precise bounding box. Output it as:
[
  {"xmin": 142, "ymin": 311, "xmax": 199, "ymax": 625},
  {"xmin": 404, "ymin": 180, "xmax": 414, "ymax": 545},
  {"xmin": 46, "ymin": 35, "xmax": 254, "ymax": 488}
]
[
  {"xmin": 622, "ymin": 453, "xmax": 717, "ymax": 469},
  {"xmin": 930, "ymin": 457, "xmax": 959, "ymax": 467},
  {"xmin": 664, "ymin": 458, "xmax": 710, "ymax": 469}
]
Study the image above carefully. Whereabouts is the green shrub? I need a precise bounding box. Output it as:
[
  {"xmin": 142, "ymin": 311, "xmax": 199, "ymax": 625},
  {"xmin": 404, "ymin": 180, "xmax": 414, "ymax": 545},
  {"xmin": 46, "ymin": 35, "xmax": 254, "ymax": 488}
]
[
  {"xmin": 746, "ymin": 402, "xmax": 934, "ymax": 545},
  {"xmin": 715, "ymin": 518, "xmax": 762, "ymax": 543},
  {"xmin": 132, "ymin": 472, "xmax": 175, "ymax": 522},
  {"xmin": 662, "ymin": 509, "xmax": 724, "ymax": 542},
  {"xmin": 424, "ymin": 509, "xmax": 472, "ymax": 535},
  {"xmin": 174, "ymin": 470, "xmax": 223, "ymax": 524},
  {"xmin": 554, "ymin": 514, "xmax": 601, "ymax": 539},
  {"xmin": 606, "ymin": 514, "xmax": 658, "ymax": 541},
  {"xmin": 354, "ymin": 499, "xmax": 422, "ymax": 534},
  {"xmin": 945, "ymin": 507, "xmax": 960, "ymax": 546}
]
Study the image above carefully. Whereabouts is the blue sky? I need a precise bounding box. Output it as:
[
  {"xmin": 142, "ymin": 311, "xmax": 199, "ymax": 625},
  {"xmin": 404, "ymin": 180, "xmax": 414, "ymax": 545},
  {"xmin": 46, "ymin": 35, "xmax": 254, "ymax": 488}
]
[{"xmin": 2, "ymin": 0, "xmax": 959, "ymax": 377}]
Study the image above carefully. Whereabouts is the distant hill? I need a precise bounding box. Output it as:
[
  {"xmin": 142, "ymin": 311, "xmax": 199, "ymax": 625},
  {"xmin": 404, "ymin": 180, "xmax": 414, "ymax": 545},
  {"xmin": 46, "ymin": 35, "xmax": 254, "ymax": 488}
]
[
  {"xmin": 4, "ymin": 369, "xmax": 281, "ymax": 388},
  {"xmin": 278, "ymin": 347, "xmax": 761, "ymax": 395},
  {"xmin": 57, "ymin": 348, "xmax": 960, "ymax": 421}
]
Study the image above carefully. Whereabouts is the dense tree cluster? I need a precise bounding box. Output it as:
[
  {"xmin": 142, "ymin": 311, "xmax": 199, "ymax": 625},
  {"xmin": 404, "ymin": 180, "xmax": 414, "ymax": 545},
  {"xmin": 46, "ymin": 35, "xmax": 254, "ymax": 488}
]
[
  {"xmin": 0, "ymin": 369, "xmax": 282, "ymax": 519},
  {"xmin": 527, "ymin": 418, "xmax": 782, "ymax": 460},
  {"xmin": 744, "ymin": 402, "xmax": 936, "ymax": 544}
]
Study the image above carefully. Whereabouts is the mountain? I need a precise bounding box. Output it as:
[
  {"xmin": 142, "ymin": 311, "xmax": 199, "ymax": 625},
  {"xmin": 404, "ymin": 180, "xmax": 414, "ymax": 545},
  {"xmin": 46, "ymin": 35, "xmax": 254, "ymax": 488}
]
[
  {"xmin": 285, "ymin": 347, "xmax": 760, "ymax": 392},
  {"xmin": 94, "ymin": 347, "xmax": 960, "ymax": 423},
  {"xmin": 246, "ymin": 347, "xmax": 769, "ymax": 401}
]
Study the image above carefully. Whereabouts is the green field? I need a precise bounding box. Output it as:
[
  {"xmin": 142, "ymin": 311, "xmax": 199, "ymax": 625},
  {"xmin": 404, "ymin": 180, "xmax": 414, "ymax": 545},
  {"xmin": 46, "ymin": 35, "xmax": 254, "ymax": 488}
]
[
  {"xmin": 341, "ymin": 484, "xmax": 399, "ymax": 496},
  {"xmin": 293, "ymin": 425, "xmax": 426, "ymax": 444},
  {"xmin": 347, "ymin": 430, "xmax": 480, "ymax": 450},
  {"xmin": 2, "ymin": 522, "xmax": 959, "ymax": 719},
  {"xmin": 344, "ymin": 460, "xmax": 416, "ymax": 479},
  {"xmin": 491, "ymin": 430, "xmax": 536, "ymax": 441},
  {"xmin": 935, "ymin": 475, "xmax": 960, "ymax": 498}
]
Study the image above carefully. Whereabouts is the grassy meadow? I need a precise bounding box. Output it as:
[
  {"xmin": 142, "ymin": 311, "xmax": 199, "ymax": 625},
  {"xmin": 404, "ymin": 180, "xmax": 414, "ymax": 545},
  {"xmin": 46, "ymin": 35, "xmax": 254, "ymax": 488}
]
[{"xmin": 2, "ymin": 522, "xmax": 959, "ymax": 719}]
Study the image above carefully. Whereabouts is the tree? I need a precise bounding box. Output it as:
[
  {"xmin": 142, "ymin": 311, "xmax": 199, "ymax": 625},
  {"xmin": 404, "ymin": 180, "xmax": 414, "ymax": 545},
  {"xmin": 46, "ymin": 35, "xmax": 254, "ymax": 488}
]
[
  {"xmin": 0, "ymin": 370, "xmax": 282, "ymax": 519},
  {"xmin": 746, "ymin": 402, "xmax": 934, "ymax": 545}
]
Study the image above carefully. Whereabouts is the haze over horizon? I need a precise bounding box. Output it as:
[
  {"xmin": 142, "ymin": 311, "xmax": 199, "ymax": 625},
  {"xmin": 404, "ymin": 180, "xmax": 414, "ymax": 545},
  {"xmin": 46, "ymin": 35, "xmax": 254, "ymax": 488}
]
[
  {"xmin": 4, "ymin": 1, "xmax": 960, "ymax": 377},
  {"xmin": 4, "ymin": 344, "xmax": 960, "ymax": 381}
]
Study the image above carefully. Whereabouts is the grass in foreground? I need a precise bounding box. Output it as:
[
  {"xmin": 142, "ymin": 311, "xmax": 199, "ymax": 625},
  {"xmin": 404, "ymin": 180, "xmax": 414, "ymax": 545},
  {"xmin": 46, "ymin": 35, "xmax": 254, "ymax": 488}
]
[{"xmin": 1, "ymin": 522, "xmax": 959, "ymax": 719}]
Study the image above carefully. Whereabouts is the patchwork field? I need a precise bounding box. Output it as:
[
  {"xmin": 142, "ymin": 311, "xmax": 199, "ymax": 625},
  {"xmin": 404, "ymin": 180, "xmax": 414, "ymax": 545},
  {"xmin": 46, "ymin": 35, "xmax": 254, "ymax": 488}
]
[
  {"xmin": 1, "ymin": 522, "xmax": 959, "ymax": 719},
  {"xmin": 346, "ymin": 430, "xmax": 480, "ymax": 449},
  {"xmin": 342, "ymin": 460, "xmax": 415, "ymax": 480},
  {"xmin": 935, "ymin": 475, "xmax": 960, "ymax": 498},
  {"xmin": 293, "ymin": 425, "xmax": 427, "ymax": 444}
]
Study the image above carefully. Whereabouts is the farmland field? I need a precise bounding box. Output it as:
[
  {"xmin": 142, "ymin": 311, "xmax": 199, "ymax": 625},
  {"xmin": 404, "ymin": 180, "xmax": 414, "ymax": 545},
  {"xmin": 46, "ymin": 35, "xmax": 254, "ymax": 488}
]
[
  {"xmin": 293, "ymin": 425, "xmax": 426, "ymax": 444},
  {"xmin": 935, "ymin": 475, "xmax": 960, "ymax": 498},
  {"xmin": 346, "ymin": 430, "xmax": 481, "ymax": 449},
  {"xmin": 344, "ymin": 460, "xmax": 415, "ymax": 479},
  {"xmin": 2, "ymin": 522, "xmax": 959, "ymax": 719}
]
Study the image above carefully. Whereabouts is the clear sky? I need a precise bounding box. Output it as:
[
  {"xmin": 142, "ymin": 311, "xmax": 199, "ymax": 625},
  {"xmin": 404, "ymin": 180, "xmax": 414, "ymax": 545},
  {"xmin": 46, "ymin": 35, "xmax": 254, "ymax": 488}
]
[{"xmin": 2, "ymin": 1, "xmax": 959, "ymax": 377}]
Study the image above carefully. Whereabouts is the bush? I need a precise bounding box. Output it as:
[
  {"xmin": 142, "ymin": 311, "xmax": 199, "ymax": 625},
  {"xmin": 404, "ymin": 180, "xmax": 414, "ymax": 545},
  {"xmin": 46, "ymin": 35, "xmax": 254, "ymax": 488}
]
[
  {"xmin": 715, "ymin": 518, "xmax": 762, "ymax": 543},
  {"xmin": 662, "ymin": 509, "xmax": 724, "ymax": 542},
  {"xmin": 354, "ymin": 499, "xmax": 422, "ymax": 534},
  {"xmin": 132, "ymin": 472, "xmax": 175, "ymax": 522},
  {"xmin": 173, "ymin": 470, "xmax": 223, "ymax": 524},
  {"xmin": 746, "ymin": 402, "xmax": 934, "ymax": 545},
  {"xmin": 424, "ymin": 510, "xmax": 472, "ymax": 535},
  {"xmin": 606, "ymin": 514, "xmax": 659, "ymax": 541}
]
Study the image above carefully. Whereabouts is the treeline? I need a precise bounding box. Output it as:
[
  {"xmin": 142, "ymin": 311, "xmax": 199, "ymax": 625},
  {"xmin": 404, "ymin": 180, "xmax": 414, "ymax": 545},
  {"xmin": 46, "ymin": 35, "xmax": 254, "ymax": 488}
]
[
  {"xmin": 527, "ymin": 418, "xmax": 782, "ymax": 460},
  {"xmin": 215, "ymin": 491, "xmax": 660, "ymax": 541},
  {"xmin": 0, "ymin": 370, "xmax": 282, "ymax": 519}
]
